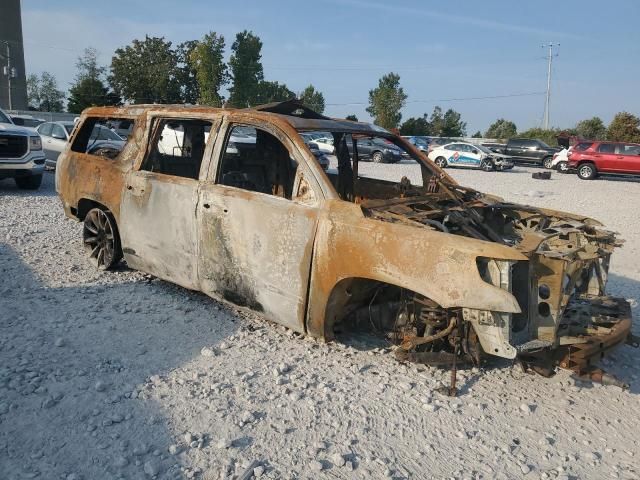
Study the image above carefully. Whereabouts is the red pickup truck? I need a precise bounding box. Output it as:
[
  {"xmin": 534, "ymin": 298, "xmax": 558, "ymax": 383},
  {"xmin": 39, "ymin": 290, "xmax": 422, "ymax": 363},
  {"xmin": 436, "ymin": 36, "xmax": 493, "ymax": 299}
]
[{"xmin": 569, "ymin": 140, "xmax": 640, "ymax": 180}]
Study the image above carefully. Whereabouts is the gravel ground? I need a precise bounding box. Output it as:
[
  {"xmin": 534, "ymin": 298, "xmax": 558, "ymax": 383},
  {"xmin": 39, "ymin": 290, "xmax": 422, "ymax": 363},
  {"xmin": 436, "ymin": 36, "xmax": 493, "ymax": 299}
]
[{"xmin": 1, "ymin": 168, "xmax": 639, "ymax": 480}]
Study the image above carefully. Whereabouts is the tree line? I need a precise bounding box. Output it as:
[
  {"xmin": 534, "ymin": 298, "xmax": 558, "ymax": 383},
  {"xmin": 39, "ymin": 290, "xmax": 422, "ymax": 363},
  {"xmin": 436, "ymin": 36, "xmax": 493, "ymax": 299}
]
[
  {"xmin": 26, "ymin": 31, "xmax": 326, "ymax": 114},
  {"xmin": 24, "ymin": 30, "xmax": 640, "ymax": 144},
  {"xmin": 476, "ymin": 114, "xmax": 640, "ymax": 144}
]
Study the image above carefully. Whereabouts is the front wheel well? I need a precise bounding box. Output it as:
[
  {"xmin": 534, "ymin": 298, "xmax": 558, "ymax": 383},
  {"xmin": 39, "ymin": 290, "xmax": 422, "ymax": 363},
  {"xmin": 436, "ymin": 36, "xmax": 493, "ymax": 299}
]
[
  {"xmin": 321, "ymin": 277, "xmax": 482, "ymax": 363},
  {"xmin": 323, "ymin": 277, "xmax": 440, "ymax": 335}
]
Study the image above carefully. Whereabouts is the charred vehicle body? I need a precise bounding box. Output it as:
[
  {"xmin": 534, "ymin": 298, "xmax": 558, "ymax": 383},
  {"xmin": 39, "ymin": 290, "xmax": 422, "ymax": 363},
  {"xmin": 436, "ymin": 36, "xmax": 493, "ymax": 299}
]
[{"xmin": 55, "ymin": 101, "xmax": 636, "ymax": 389}]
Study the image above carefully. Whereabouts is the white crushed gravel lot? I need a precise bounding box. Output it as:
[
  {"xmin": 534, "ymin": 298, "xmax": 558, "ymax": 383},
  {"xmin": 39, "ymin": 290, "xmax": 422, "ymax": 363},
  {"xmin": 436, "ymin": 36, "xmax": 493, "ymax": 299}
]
[{"xmin": 1, "ymin": 167, "xmax": 639, "ymax": 480}]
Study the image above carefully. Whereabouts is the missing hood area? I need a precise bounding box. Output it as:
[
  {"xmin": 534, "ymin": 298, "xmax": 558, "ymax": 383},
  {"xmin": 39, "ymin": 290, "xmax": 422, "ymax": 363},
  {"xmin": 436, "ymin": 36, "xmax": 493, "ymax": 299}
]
[{"xmin": 347, "ymin": 185, "xmax": 637, "ymax": 395}]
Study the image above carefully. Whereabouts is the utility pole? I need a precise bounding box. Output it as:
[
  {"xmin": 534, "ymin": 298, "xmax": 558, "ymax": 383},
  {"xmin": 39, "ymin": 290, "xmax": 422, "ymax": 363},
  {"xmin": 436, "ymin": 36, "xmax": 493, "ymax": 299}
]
[
  {"xmin": 542, "ymin": 42, "xmax": 559, "ymax": 130},
  {"xmin": 1, "ymin": 41, "xmax": 15, "ymax": 110}
]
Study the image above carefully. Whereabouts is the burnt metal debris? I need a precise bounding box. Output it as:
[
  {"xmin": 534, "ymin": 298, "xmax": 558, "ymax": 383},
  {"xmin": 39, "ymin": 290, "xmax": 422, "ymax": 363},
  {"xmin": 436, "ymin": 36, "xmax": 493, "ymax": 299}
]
[{"xmin": 55, "ymin": 100, "xmax": 637, "ymax": 391}]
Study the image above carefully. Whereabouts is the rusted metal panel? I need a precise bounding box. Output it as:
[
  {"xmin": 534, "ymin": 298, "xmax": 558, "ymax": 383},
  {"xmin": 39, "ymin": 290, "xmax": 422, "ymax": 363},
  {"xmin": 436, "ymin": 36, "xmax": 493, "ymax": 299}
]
[
  {"xmin": 56, "ymin": 111, "xmax": 146, "ymax": 222},
  {"xmin": 306, "ymin": 199, "xmax": 527, "ymax": 339},
  {"xmin": 120, "ymin": 173, "xmax": 201, "ymax": 290},
  {"xmin": 198, "ymin": 185, "xmax": 318, "ymax": 331}
]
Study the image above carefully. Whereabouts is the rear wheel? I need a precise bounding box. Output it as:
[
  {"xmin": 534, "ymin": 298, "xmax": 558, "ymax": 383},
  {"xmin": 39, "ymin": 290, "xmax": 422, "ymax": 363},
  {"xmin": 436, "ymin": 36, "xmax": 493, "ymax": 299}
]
[
  {"xmin": 14, "ymin": 174, "xmax": 42, "ymax": 190},
  {"xmin": 434, "ymin": 157, "xmax": 447, "ymax": 168},
  {"xmin": 577, "ymin": 162, "xmax": 597, "ymax": 180},
  {"xmin": 480, "ymin": 159, "xmax": 494, "ymax": 172},
  {"xmin": 372, "ymin": 151, "xmax": 384, "ymax": 163},
  {"xmin": 557, "ymin": 161, "xmax": 569, "ymax": 173},
  {"xmin": 83, "ymin": 208, "xmax": 122, "ymax": 270},
  {"xmin": 542, "ymin": 156, "xmax": 554, "ymax": 169}
]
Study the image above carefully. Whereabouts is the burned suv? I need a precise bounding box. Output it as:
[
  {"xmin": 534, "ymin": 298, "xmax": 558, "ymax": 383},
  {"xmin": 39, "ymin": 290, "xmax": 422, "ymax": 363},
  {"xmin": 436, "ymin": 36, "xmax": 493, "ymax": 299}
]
[{"xmin": 56, "ymin": 101, "xmax": 635, "ymax": 387}]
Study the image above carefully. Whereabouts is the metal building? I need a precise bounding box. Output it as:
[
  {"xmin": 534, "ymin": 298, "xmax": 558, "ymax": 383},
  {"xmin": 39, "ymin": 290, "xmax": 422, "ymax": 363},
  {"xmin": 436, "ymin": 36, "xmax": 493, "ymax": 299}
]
[{"xmin": 0, "ymin": 0, "xmax": 28, "ymax": 110}]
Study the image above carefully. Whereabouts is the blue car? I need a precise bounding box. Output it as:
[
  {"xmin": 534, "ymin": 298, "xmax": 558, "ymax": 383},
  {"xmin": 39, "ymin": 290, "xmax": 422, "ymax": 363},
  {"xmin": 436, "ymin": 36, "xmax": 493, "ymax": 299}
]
[{"xmin": 403, "ymin": 136, "xmax": 430, "ymax": 153}]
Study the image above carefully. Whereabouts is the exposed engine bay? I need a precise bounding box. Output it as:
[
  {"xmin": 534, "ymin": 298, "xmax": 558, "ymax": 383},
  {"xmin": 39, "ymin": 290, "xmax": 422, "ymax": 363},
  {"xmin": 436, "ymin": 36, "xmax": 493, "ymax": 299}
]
[{"xmin": 338, "ymin": 179, "xmax": 636, "ymax": 391}]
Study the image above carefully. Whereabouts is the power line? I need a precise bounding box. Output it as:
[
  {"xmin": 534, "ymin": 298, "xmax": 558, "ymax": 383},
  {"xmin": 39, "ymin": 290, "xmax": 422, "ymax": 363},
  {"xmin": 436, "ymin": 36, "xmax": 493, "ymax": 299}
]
[{"xmin": 326, "ymin": 91, "xmax": 546, "ymax": 107}]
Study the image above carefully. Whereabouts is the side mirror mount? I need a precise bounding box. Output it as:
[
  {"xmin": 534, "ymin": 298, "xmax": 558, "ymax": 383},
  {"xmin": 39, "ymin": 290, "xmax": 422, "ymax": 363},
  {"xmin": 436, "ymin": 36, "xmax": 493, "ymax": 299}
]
[
  {"xmin": 295, "ymin": 175, "xmax": 317, "ymax": 205},
  {"xmin": 472, "ymin": 149, "xmax": 478, "ymax": 154}
]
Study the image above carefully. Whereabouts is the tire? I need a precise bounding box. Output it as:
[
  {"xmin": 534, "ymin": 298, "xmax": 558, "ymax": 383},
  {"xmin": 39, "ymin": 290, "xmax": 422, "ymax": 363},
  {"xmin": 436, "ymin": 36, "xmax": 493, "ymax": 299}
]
[
  {"xmin": 434, "ymin": 156, "xmax": 447, "ymax": 168},
  {"xmin": 542, "ymin": 156, "xmax": 554, "ymax": 169},
  {"xmin": 372, "ymin": 151, "xmax": 384, "ymax": 163},
  {"xmin": 83, "ymin": 208, "xmax": 123, "ymax": 270},
  {"xmin": 577, "ymin": 163, "xmax": 597, "ymax": 180},
  {"xmin": 557, "ymin": 161, "xmax": 569, "ymax": 173},
  {"xmin": 14, "ymin": 174, "xmax": 42, "ymax": 190},
  {"xmin": 480, "ymin": 159, "xmax": 494, "ymax": 172}
]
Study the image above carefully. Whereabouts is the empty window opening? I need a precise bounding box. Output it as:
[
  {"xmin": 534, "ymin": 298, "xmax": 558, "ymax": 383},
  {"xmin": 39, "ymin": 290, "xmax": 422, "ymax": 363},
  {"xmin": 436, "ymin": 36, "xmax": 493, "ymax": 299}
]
[
  {"xmin": 141, "ymin": 118, "xmax": 212, "ymax": 180},
  {"xmin": 71, "ymin": 117, "xmax": 133, "ymax": 160},
  {"xmin": 218, "ymin": 125, "xmax": 298, "ymax": 200}
]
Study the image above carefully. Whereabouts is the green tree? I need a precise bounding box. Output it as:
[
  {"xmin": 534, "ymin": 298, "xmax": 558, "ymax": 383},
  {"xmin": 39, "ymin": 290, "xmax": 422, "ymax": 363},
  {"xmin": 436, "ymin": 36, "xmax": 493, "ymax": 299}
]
[
  {"xmin": 441, "ymin": 108, "xmax": 466, "ymax": 136},
  {"xmin": 255, "ymin": 81, "xmax": 294, "ymax": 104},
  {"xmin": 516, "ymin": 127, "xmax": 561, "ymax": 146},
  {"xmin": 176, "ymin": 40, "xmax": 199, "ymax": 104},
  {"xmin": 109, "ymin": 35, "xmax": 181, "ymax": 104},
  {"xmin": 26, "ymin": 72, "xmax": 65, "ymax": 111},
  {"xmin": 471, "ymin": 130, "xmax": 482, "ymax": 138},
  {"xmin": 186, "ymin": 32, "xmax": 228, "ymax": 107},
  {"xmin": 26, "ymin": 73, "xmax": 40, "ymax": 110},
  {"xmin": 68, "ymin": 79, "xmax": 120, "ymax": 113},
  {"xmin": 299, "ymin": 85, "xmax": 325, "ymax": 113},
  {"xmin": 67, "ymin": 47, "xmax": 120, "ymax": 113},
  {"xmin": 575, "ymin": 117, "xmax": 606, "ymax": 140},
  {"xmin": 428, "ymin": 106, "xmax": 444, "ymax": 136},
  {"xmin": 485, "ymin": 118, "xmax": 517, "ymax": 139},
  {"xmin": 345, "ymin": 114, "xmax": 358, "ymax": 121},
  {"xmin": 228, "ymin": 31, "xmax": 264, "ymax": 107},
  {"xmin": 399, "ymin": 116, "xmax": 430, "ymax": 135},
  {"xmin": 606, "ymin": 112, "xmax": 640, "ymax": 142},
  {"xmin": 366, "ymin": 72, "xmax": 407, "ymax": 130}
]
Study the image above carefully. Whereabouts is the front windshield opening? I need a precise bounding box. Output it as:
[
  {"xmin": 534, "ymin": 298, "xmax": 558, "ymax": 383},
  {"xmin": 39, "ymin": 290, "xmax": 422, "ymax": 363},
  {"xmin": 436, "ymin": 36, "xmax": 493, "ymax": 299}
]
[{"xmin": 298, "ymin": 130, "xmax": 448, "ymax": 203}]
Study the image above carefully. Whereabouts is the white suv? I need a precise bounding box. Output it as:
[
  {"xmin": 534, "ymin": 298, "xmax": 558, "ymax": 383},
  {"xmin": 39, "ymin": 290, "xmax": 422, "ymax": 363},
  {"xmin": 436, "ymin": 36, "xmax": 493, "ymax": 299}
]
[{"xmin": 0, "ymin": 108, "xmax": 46, "ymax": 189}]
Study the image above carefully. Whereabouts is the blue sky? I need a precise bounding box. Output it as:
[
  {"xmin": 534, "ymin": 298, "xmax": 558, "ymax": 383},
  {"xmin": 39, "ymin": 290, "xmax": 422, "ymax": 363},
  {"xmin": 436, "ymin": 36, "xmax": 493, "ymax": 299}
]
[{"xmin": 20, "ymin": 0, "xmax": 640, "ymax": 133}]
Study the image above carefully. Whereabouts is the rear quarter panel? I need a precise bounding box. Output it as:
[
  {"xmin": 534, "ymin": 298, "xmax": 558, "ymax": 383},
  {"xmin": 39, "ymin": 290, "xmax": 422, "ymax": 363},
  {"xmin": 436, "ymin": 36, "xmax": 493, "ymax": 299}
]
[{"xmin": 57, "ymin": 113, "xmax": 146, "ymax": 222}]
